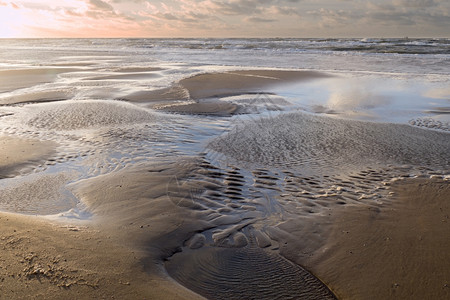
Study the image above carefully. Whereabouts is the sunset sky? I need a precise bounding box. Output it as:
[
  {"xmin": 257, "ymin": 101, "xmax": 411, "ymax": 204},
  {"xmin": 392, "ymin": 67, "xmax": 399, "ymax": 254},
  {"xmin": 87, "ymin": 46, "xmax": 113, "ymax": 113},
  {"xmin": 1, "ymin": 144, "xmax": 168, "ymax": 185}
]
[{"xmin": 0, "ymin": 0, "xmax": 449, "ymax": 38}]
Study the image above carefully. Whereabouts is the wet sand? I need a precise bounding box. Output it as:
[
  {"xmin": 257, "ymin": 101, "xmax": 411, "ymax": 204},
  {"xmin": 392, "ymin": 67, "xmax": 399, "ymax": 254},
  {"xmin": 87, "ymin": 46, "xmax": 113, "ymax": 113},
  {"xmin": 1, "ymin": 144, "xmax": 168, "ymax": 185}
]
[
  {"xmin": 2, "ymin": 161, "xmax": 447, "ymax": 299},
  {"xmin": 299, "ymin": 178, "xmax": 450, "ymax": 299},
  {"xmin": 0, "ymin": 90, "xmax": 73, "ymax": 105},
  {"xmin": 0, "ymin": 68, "xmax": 80, "ymax": 94},
  {"xmin": 179, "ymin": 70, "xmax": 330, "ymax": 100},
  {"xmin": 0, "ymin": 160, "xmax": 206, "ymax": 299},
  {"xmin": 1, "ymin": 66, "xmax": 449, "ymax": 299},
  {"xmin": 156, "ymin": 101, "xmax": 239, "ymax": 116},
  {"xmin": 123, "ymin": 70, "xmax": 329, "ymax": 115},
  {"xmin": 0, "ymin": 211, "xmax": 202, "ymax": 300},
  {"xmin": 0, "ymin": 135, "xmax": 57, "ymax": 178}
]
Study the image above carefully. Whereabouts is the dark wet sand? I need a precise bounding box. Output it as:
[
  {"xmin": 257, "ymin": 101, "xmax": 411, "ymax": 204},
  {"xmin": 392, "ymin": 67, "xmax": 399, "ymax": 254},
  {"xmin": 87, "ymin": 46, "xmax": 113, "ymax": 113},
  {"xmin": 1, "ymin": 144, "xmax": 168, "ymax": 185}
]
[
  {"xmin": 294, "ymin": 178, "xmax": 450, "ymax": 299},
  {"xmin": 166, "ymin": 236, "xmax": 336, "ymax": 300}
]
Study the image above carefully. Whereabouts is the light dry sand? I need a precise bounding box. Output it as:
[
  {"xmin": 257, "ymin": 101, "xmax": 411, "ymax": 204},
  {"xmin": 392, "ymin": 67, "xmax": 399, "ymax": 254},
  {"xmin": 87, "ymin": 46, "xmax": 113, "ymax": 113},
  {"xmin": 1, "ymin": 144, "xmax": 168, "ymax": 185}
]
[
  {"xmin": 285, "ymin": 178, "xmax": 450, "ymax": 299},
  {"xmin": 0, "ymin": 135, "xmax": 57, "ymax": 179}
]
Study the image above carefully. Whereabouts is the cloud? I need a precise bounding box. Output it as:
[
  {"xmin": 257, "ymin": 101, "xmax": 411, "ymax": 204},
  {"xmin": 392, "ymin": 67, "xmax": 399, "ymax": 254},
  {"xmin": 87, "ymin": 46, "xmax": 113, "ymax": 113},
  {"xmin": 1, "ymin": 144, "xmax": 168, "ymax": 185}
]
[
  {"xmin": 246, "ymin": 16, "xmax": 277, "ymax": 23},
  {"xmin": 209, "ymin": 0, "xmax": 264, "ymax": 16},
  {"xmin": 299, "ymin": 0, "xmax": 449, "ymax": 35},
  {"xmin": 365, "ymin": 0, "xmax": 450, "ymax": 28},
  {"xmin": 89, "ymin": 0, "xmax": 114, "ymax": 11},
  {"xmin": 392, "ymin": 0, "xmax": 439, "ymax": 8},
  {"xmin": 0, "ymin": 0, "xmax": 19, "ymax": 8},
  {"xmin": 3, "ymin": 0, "xmax": 450, "ymax": 38},
  {"xmin": 307, "ymin": 8, "xmax": 355, "ymax": 28}
]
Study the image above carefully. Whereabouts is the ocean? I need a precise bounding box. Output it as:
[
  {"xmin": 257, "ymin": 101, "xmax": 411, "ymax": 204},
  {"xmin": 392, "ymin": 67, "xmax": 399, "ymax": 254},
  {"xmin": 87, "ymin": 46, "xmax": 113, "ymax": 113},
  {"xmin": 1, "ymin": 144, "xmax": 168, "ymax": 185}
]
[{"xmin": 2, "ymin": 38, "xmax": 449, "ymax": 72}]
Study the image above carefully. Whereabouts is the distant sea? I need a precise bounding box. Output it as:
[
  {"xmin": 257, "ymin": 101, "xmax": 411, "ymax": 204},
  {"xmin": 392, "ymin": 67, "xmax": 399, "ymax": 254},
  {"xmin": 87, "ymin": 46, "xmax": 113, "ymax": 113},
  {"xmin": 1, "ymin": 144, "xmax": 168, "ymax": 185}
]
[{"xmin": 1, "ymin": 38, "xmax": 449, "ymax": 75}]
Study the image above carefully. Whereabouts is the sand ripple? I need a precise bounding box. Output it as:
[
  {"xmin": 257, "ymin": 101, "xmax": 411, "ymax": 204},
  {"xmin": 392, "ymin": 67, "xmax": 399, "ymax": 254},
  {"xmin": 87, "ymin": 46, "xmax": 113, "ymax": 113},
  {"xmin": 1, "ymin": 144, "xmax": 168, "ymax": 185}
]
[
  {"xmin": 166, "ymin": 241, "xmax": 336, "ymax": 300},
  {"xmin": 0, "ymin": 173, "xmax": 78, "ymax": 215},
  {"xmin": 25, "ymin": 100, "xmax": 157, "ymax": 131},
  {"xmin": 208, "ymin": 112, "xmax": 450, "ymax": 172}
]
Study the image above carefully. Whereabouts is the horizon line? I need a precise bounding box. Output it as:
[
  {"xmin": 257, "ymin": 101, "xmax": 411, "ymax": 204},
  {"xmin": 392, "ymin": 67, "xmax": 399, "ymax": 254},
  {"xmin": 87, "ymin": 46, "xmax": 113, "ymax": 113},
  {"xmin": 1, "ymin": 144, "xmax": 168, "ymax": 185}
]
[{"xmin": 1, "ymin": 36, "xmax": 449, "ymax": 39}]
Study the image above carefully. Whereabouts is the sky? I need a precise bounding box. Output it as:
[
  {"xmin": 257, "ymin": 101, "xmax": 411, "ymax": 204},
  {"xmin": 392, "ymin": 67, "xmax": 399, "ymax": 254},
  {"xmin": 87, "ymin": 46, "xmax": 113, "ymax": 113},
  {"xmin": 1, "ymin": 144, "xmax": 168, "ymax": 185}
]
[{"xmin": 0, "ymin": 0, "xmax": 449, "ymax": 38}]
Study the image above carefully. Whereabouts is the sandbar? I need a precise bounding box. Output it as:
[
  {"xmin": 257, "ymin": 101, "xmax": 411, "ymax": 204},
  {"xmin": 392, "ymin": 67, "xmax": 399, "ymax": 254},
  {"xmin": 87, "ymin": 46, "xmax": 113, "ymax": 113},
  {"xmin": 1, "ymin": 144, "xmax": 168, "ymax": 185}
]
[
  {"xmin": 0, "ymin": 68, "xmax": 80, "ymax": 94},
  {"xmin": 122, "ymin": 70, "xmax": 329, "ymax": 115},
  {"xmin": 180, "ymin": 70, "xmax": 329, "ymax": 100}
]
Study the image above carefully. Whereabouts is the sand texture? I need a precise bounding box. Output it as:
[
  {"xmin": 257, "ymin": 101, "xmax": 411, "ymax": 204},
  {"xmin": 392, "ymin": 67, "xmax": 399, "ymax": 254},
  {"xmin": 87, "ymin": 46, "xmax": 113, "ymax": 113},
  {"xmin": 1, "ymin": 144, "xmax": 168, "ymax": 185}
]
[
  {"xmin": 208, "ymin": 112, "xmax": 450, "ymax": 171},
  {"xmin": 166, "ymin": 236, "xmax": 336, "ymax": 300},
  {"xmin": 1, "ymin": 61, "xmax": 449, "ymax": 300},
  {"xmin": 0, "ymin": 212, "xmax": 202, "ymax": 300},
  {"xmin": 0, "ymin": 68, "xmax": 80, "ymax": 94},
  {"xmin": 179, "ymin": 70, "xmax": 330, "ymax": 100},
  {"xmin": 24, "ymin": 100, "xmax": 159, "ymax": 131},
  {"xmin": 0, "ymin": 136, "xmax": 57, "ymax": 179},
  {"xmin": 122, "ymin": 70, "xmax": 329, "ymax": 116},
  {"xmin": 299, "ymin": 178, "xmax": 450, "ymax": 299}
]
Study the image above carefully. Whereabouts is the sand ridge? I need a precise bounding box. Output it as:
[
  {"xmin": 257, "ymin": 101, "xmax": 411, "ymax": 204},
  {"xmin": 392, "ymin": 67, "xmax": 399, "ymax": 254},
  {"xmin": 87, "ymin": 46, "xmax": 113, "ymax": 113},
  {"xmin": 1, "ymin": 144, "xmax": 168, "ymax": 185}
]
[{"xmin": 208, "ymin": 111, "xmax": 450, "ymax": 171}]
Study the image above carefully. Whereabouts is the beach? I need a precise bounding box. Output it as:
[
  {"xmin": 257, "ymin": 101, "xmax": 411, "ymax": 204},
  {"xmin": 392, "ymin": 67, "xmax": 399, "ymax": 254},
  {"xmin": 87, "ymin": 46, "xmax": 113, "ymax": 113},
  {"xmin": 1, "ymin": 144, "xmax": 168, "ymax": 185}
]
[
  {"xmin": 1, "ymin": 177, "xmax": 448, "ymax": 299},
  {"xmin": 302, "ymin": 178, "xmax": 450, "ymax": 299},
  {"xmin": 0, "ymin": 38, "xmax": 449, "ymax": 299}
]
